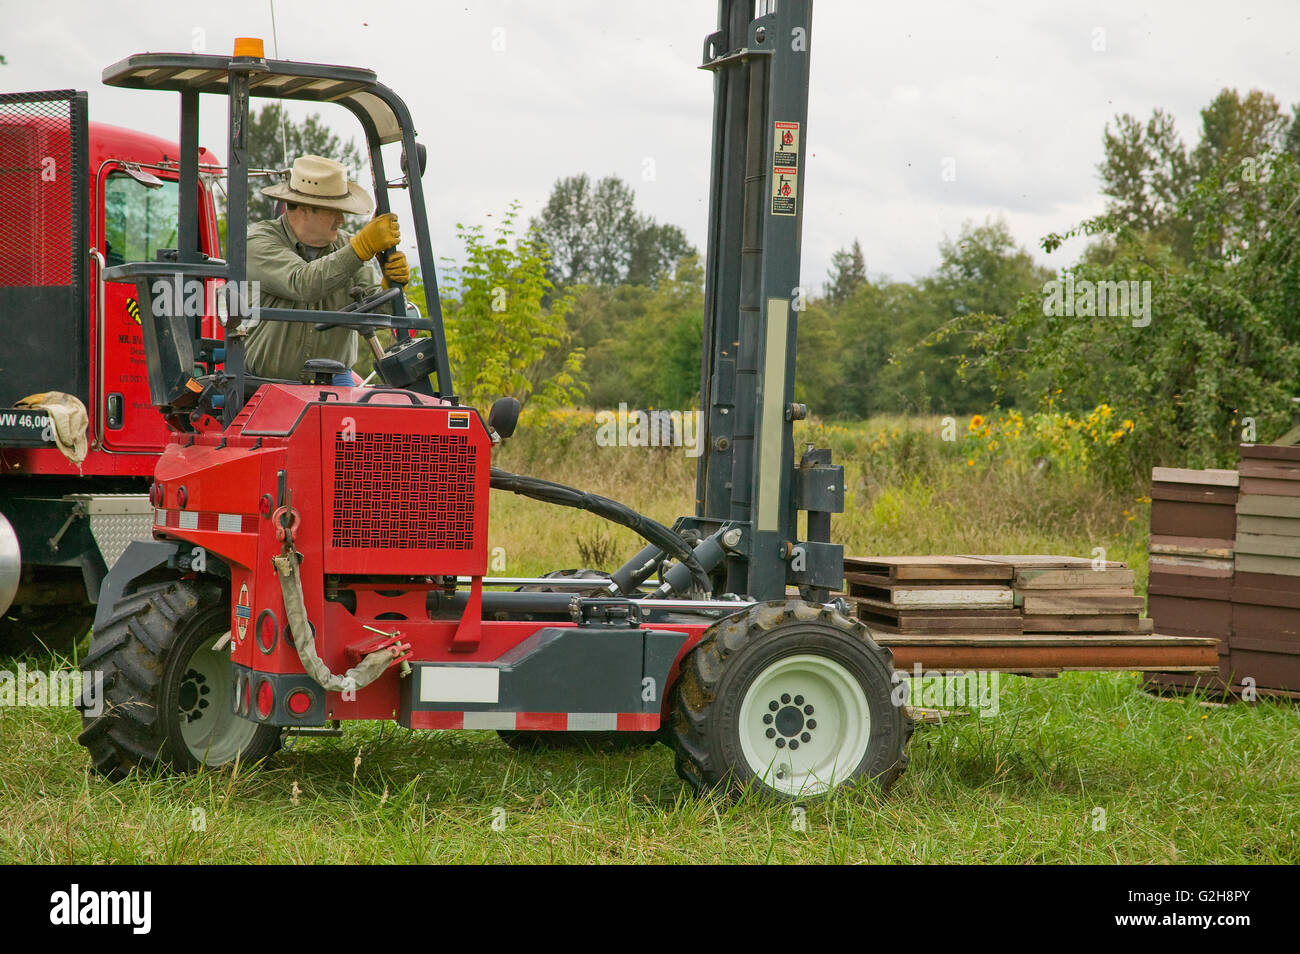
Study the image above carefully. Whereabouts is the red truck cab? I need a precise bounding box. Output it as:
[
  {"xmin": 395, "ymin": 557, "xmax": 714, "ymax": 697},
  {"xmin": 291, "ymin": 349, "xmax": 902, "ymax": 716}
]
[{"xmin": 0, "ymin": 90, "xmax": 224, "ymax": 651}]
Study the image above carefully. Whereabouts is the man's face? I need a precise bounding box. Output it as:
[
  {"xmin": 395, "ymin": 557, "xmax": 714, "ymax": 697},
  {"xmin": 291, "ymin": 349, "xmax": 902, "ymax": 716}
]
[{"xmin": 288, "ymin": 205, "xmax": 346, "ymax": 247}]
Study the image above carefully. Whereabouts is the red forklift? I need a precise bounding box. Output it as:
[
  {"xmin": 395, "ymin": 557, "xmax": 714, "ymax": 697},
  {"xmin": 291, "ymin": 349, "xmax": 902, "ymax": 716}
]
[
  {"xmin": 76, "ymin": 2, "xmax": 914, "ymax": 800},
  {"xmin": 74, "ymin": 2, "xmax": 1216, "ymax": 801},
  {"xmin": 0, "ymin": 91, "xmax": 225, "ymax": 653}
]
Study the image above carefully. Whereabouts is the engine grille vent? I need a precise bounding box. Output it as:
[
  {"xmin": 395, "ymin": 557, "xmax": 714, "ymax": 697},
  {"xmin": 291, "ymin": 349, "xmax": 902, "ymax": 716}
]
[{"xmin": 332, "ymin": 432, "xmax": 475, "ymax": 550}]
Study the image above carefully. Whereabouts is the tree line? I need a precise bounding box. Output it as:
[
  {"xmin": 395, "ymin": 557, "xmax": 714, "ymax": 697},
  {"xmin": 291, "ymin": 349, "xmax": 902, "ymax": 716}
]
[{"xmin": 243, "ymin": 90, "xmax": 1300, "ymax": 469}]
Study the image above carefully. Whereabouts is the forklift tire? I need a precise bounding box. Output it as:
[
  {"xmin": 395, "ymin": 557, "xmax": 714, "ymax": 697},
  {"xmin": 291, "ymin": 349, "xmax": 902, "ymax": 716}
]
[
  {"xmin": 77, "ymin": 579, "xmax": 281, "ymax": 781},
  {"xmin": 669, "ymin": 599, "xmax": 912, "ymax": 800},
  {"xmin": 497, "ymin": 729, "xmax": 659, "ymax": 753}
]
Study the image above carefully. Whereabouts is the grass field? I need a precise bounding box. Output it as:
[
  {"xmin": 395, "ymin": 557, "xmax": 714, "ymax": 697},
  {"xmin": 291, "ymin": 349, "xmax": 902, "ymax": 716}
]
[{"xmin": 0, "ymin": 414, "xmax": 1295, "ymax": 864}]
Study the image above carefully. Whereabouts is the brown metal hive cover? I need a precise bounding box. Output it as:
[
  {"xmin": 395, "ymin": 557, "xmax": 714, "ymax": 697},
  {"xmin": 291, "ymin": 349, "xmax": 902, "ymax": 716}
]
[
  {"xmin": 1233, "ymin": 571, "xmax": 1300, "ymax": 609},
  {"xmin": 1148, "ymin": 594, "xmax": 1233, "ymax": 638},
  {"xmin": 1151, "ymin": 499, "xmax": 1237, "ymax": 539},
  {"xmin": 1149, "ymin": 571, "xmax": 1233, "ymax": 601},
  {"xmin": 1239, "ymin": 443, "xmax": 1300, "ymax": 462},
  {"xmin": 1230, "ymin": 645, "xmax": 1300, "ymax": 692}
]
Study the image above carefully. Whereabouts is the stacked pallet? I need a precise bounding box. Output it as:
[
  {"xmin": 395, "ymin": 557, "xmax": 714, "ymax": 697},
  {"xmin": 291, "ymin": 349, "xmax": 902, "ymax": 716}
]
[
  {"xmin": 843, "ymin": 556, "xmax": 1019, "ymax": 634},
  {"xmin": 1142, "ymin": 468, "xmax": 1238, "ymax": 695},
  {"xmin": 1231, "ymin": 445, "xmax": 1300, "ymax": 694},
  {"xmin": 842, "ymin": 555, "xmax": 1147, "ymax": 636},
  {"xmin": 1003, "ymin": 556, "xmax": 1149, "ymax": 634}
]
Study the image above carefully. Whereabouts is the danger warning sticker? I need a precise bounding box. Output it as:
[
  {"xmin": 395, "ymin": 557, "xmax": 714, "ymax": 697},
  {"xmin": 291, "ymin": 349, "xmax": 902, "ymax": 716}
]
[
  {"xmin": 236, "ymin": 582, "xmax": 251, "ymax": 640},
  {"xmin": 773, "ymin": 121, "xmax": 800, "ymax": 171},
  {"xmin": 771, "ymin": 120, "xmax": 800, "ymax": 216}
]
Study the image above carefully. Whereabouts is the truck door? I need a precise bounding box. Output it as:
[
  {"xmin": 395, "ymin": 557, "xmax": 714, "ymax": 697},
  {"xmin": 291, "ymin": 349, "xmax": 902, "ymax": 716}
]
[
  {"xmin": 97, "ymin": 169, "xmax": 178, "ymax": 451},
  {"xmin": 95, "ymin": 168, "xmax": 223, "ymax": 452}
]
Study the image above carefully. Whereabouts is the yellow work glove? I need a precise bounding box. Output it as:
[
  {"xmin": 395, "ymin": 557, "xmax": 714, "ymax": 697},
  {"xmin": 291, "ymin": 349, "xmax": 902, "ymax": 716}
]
[
  {"xmin": 350, "ymin": 212, "xmax": 401, "ymax": 261},
  {"xmin": 381, "ymin": 251, "xmax": 410, "ymax": 288}
]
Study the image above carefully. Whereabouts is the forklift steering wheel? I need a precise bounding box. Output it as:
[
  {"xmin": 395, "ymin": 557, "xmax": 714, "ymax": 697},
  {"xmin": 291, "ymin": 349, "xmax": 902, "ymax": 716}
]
[{"xmin": 313, "ymin": 286, "xmax": 402, "ymax": 331}]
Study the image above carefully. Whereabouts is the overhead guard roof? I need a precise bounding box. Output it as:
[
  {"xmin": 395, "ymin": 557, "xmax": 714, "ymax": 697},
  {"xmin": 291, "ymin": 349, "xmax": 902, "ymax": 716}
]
[{"xmin": 101, "ymin": 53, "xmax": 403, "ymax": 144}]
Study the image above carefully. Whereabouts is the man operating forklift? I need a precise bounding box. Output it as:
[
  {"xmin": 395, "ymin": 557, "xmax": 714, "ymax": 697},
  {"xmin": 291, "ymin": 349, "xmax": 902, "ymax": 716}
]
[{"xmin": 245, "ymin": 154, "xmax": 407, "ymax": 385}]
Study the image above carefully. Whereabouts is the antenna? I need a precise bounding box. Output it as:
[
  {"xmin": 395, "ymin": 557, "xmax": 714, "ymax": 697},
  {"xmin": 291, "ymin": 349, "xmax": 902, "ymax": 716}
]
[{"xmin": 269, "ymin": 0, "xmax": 289, "ymax": 168}]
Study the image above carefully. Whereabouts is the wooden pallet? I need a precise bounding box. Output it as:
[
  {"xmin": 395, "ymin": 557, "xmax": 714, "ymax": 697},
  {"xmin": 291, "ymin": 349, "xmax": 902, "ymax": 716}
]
[
  {"xmin": 877, "ymin": 633, "xmax": 1217, "ymax": 673},
  {"xmin": 857, "ymin": 609, "xmax": 1024, "ymax": 634},
  {"xmin": 1014, "ymin": 567, "xmax": 1137, "ymax": 589},
  {"xmin": 843, "ymin": 579, "xmax": 1013, "ymax": 607},
  {"xmin": 842, "ymin": 555, "xmax": 1013, "ymax": 581},
  {"xmin": 1021, "ymin": 593, "xmax": 1144, "ymax": 614},
  {"xmin": 1021, "ymin": 615, "xmax": 1154, "ymax": 634}
]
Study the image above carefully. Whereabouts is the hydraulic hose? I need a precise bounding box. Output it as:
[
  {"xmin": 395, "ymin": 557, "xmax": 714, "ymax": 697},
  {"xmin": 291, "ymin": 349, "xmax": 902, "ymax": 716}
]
[
  {"xmin": 272, "ymin": 552, "xmax": 410, "ymax": 693},
  {"xmin": 488, "ymin": 467, "xmax": 712, "ymax": 597}
]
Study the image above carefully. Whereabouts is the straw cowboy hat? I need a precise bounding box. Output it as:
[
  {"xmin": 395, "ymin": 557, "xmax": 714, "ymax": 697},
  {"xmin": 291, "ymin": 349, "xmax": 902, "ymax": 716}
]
[{"xmin": 260, "ymin": 155, "xmax": 373, "ymax": 215}]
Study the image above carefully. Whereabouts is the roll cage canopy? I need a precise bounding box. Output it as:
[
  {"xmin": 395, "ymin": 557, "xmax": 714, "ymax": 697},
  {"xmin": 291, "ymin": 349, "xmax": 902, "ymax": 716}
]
[{"xmin": 101, "ymin": 49, "xmax": 453, "ymax": 421}]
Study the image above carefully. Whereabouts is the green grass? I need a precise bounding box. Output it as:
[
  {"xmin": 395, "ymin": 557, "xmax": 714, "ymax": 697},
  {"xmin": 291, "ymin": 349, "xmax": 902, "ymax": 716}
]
[
  {"xmin": 0, "ymin": 414, "xmax": 1293, "ymax": 863},
  {"xmin": 1, "ymin": 671, "xmax": 1295, "ymax": 863}
]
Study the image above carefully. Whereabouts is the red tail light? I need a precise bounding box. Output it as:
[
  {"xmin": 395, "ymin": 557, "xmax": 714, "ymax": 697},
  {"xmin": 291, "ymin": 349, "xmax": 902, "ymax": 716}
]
[{"xmin": 256, "ymin": 680, "xmax": 274, "ymax": 719}]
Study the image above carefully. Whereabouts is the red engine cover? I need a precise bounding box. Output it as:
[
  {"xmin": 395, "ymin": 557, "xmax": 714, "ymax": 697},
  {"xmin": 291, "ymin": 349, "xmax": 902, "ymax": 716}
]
[{"xmin": 318, "ymin": 403, "xmax": 489, "ymax": 576}]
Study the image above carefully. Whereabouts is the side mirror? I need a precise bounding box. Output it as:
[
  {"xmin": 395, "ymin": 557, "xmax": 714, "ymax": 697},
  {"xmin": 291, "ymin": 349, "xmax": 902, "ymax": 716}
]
[
  {"xmin": 488, "ymin": 396, "xmax": 521, "ymax": 440},
  {"xmin": 400, "ymin": 143, "xmax": 428, "ymax": 178}
]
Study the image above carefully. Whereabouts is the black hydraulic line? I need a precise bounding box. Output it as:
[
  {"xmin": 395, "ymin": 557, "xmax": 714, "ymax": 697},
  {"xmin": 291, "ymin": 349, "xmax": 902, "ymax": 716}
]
[
  {"xmin": 489, "ymin": 467, "xmax": 712, "ymax": 596},
  {"xmin": 650, "ymin": 531, "xmax": 727, "ymax": 598},
  {"xmin": 429, "ymin": 589, "xmax": 575, "ymax": 617},
  {"xmin": 606, "ymin": 541, "xmax": 665, "ymax": 596}
]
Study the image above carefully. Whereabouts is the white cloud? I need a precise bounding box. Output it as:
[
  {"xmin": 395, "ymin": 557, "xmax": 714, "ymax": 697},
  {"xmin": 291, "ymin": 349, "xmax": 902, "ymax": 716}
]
[{"xmin": 2, "ymin": 0, "xmax": 1297, "ymax": 288}]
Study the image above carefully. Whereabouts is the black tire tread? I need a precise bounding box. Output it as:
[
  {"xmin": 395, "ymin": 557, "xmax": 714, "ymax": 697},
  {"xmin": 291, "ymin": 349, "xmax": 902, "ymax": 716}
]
[
  {"xmin": 77, "ymin": 578, "xmax": 280, "ymax": 781},
  {"xmin": 669, "ymin": 598, "xmax": 914, "ymax": 799}
]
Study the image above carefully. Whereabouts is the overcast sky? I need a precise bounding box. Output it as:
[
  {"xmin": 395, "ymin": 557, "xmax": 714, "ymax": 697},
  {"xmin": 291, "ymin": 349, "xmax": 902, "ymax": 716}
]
[{"xmin": 4, "ymin": 0, "xmax": 1299, "ymax": 292}]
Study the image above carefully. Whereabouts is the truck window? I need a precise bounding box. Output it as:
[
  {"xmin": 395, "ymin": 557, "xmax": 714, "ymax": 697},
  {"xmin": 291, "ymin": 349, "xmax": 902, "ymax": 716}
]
[{"xmin": 103, "ymin": 172, "xmax": 179, "ymax": 266}]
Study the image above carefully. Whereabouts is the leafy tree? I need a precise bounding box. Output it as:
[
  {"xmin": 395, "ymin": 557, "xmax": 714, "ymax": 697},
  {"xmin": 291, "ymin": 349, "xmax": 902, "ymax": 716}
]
[
  {"xmin": 531, "ymin": 174, "xmax": 698, "ymax": 289},
  {"xmin": 439, "ymin": 202, "xmax": 585, "ymax": 411},
  {"xmin": 578, "ymin": 254, "xmax": 705, "ymax": 409},
  {"xmin": 628, "ymin": 220, "xmax": 694, "ymax": 288},
  {"xmin": 964, "ymin": 143, "xmax": 1300, "ymax": 477},
  {"xmin": 1096, "ymin": 89, "xmax": 1297, "ymax": 262},
  {"xmin": 793, "ymin": 298, "xmax": 844, "ymax": 416},
  {"xmin": 824, "ymin": 239, "xmax": 867, "ymax": 305},
  {"xmin": 803, "ymin": 219, "xmax": 1047, "ymax": 419}
]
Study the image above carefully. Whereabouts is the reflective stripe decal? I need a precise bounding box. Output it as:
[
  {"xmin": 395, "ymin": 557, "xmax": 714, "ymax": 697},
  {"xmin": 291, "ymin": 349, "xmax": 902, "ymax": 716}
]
[
  {"xmin": 153, "ymin": 510, "xmax": 257, "ymax": 533},
  {"xmin": 462, "ymin": 711, "xmax": 517, "ymax": 730},
  {"xmin": 567, "ymin": 712, "xmax": 618, "ymax": 731},
  {"xmin": 405, "ymin": 710, "xmax": 660, "ymax": 732}
]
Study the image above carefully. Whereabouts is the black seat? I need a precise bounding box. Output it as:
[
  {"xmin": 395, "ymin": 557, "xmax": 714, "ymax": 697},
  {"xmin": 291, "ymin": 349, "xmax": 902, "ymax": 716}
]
[{"xmin": 301, "ymin": 358, "xmax": 348, "ymax": 385}]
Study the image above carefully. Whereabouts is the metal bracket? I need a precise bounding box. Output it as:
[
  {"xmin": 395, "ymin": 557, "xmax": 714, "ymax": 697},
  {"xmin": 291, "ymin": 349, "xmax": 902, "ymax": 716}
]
[
  {"xmin": 47, "ymin": 502, "xmax": 85, "ymax": 552},
  {"xmin": 572, "ymin": 598, "xmax": 643, "ymax": 627}
]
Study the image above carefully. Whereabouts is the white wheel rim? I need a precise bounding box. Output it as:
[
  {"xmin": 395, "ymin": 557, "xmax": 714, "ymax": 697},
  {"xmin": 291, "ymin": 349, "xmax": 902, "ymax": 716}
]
[
  {"xmin": 178, "ymin": 634, "xmax": 259, "ymax": 765},
  {"xmin": 737, "ymin": 653, "xmax": 872, "ymax": 797}
]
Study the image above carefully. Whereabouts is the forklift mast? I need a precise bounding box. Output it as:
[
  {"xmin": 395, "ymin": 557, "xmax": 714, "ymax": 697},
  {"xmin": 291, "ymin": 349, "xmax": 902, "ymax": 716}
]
[{"xmin": 695, "ymin": 0, "xmax": 844, "ymax": 600}]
